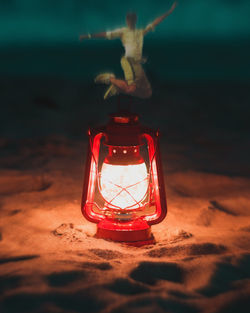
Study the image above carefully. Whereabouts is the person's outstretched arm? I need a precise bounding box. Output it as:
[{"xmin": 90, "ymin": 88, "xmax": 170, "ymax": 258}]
[
  {"xmin": 79, "ymin": 28, "xmax": 124, "ymax": 41},
  {"xmin": 144, "ymin": 1, "xmax": 177, "ymax": 35},
  {"xmin": 79, "ymin": 32, "xmax": 107, "ymax": 41}
]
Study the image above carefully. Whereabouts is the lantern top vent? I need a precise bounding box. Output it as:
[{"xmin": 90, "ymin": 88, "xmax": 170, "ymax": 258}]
[
  {"xmin": 111, "ymin": 112, "xmax": 139, "ymax": 125},
  {"xmin": 106, "ymin": 112, "xmax": 142, "ymax": 146}
]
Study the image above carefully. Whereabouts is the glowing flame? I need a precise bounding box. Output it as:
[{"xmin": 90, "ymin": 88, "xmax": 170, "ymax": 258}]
[{"xmin": 100, "ymin": 162, "xmax": 148, "ymax": 210}]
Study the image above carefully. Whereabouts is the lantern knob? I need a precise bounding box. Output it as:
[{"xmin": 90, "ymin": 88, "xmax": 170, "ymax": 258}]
[{"xmin": 111, "ymin": 112, "xmax": 139, "ymax": 125}]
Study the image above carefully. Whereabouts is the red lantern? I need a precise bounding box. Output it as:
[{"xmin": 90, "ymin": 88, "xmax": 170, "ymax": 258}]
[{"xmin": 81, "ymin": 112, "xmax": 167, "ymax": 245}]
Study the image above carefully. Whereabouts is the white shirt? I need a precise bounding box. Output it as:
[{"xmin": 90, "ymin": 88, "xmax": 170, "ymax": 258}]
[{"xmin": 106, "ymin": 24, "xmax": 154, "ymax": 61}]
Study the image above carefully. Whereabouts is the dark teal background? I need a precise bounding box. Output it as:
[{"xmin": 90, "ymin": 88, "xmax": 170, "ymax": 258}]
[
  {"xmin": 0, "ymin": 0, "xmax": 249, "ymax": 142},
  {"xmin": 1, "ymin": 0, "xmax": 250, "ymax": 43},
  {"xmin": 0, "ymin": 0, "xmax": 250, "ymax": 81}
]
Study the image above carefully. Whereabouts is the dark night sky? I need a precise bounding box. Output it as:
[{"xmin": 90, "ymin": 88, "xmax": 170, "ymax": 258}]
[
  {"xmin": 0, "ymin": 0, "xmax": 250, "ymax": 44},
  {"xmin": 0, "ymin": 0, "xmax": 249, "ymax": 139},
  {"xmin": 0, "ymin": 0, "xmax": 250, "ymax": 82}
]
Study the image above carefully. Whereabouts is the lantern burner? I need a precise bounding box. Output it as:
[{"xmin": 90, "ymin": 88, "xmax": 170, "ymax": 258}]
[{"xmin": 96, "ymin": 218, "xmax": 155, "ymax": 245}]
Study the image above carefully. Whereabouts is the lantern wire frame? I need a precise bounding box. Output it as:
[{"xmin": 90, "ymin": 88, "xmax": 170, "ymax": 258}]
[{"xmin": 87, "ymin": 134, "xmax": 156, "ymax": 218}]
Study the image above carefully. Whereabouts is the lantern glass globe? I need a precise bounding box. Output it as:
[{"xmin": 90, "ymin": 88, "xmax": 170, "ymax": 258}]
[{"xmin": 100, "ymin": 162, "xmax": 148, "ymax": 210}]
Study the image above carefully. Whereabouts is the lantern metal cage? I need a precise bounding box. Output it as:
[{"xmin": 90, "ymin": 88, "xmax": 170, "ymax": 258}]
[{"xmin": 81, "ymin": 111, "xmax": 167, "ymax": 244}]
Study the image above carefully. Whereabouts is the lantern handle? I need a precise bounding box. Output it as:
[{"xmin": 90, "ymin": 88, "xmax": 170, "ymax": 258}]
[
  {"xmin": 81, "ymin": 129, "xmax": 107, "ymax": 223},
  {"xmin": 141, "ymin": 129, "xmax": 167, "ymax": 225}
]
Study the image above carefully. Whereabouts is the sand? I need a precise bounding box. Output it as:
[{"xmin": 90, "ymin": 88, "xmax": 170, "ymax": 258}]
[{"xmin": 0, "ymin": 133, "xmax": 250, "ymax": 313}]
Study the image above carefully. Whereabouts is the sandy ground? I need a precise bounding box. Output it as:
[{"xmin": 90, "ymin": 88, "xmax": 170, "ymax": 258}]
[{"xmin": 0, "ymin": 132, "xmax": 250, "ymax": 313}]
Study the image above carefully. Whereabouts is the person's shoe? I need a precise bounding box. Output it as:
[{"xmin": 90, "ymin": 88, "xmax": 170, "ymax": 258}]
[
  {"xmin": 104, "ymin": 84, "xmax": 119, "ymax": 100},
  {"xmin": 95, "ymin": 73, "xmax": 115, "ymax": 85}
]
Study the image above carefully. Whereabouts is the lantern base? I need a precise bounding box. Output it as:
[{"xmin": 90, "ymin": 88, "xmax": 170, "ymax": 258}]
[{"xmin": 96, "ymin": 218, "xmax": 155, "ymax": 245}]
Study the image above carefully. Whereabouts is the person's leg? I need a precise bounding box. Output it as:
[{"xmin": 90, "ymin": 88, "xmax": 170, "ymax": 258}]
[
  {"xmin": 94, "ymin": 72, "xmax": 120, "ymax": 99},
  {"xmin": 95, "ymin": 73, "xmax": 115, "ymax": 84},
  {"xmin": 110, "ymin": 77, "xmax": 136, "ymax": 94},
  {"xmin": 94, "ymin": 57, "xmax": 139, "ymax": 98},
  {"xmin": 118, "ymin": 56, "xmax": 152, "ymax": 98},
  {"xmin": 130, "ymin": 62, "xmax": 152, "ymax": 99},
  {"xmin": 108, "ymin": 56, "xmax": 137, "ymax": 95},
  {"xmin": 104, "ymin": 84, "xmax": 119, "ymax": 100},
  {"xmin": 121, "ymin": 57, "xmax": 135, "ymax": 85}
]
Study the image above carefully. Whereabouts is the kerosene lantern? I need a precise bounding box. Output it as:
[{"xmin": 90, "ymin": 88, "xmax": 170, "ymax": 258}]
[{"xmin": 81, "ymin": 111, "xmax": 167, "ymax": 245}]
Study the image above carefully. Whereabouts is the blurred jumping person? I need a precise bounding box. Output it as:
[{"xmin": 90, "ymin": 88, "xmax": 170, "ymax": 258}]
[{"xmin": 80, "ymin": 2, "xmax": 177, "ymax": 100}]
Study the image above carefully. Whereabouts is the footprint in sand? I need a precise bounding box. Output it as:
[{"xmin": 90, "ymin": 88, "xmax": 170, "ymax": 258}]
[
  {"xmin": 130, "ymin": 261, "xmax": 185, "ymax": 285},
  {"xmin": 105, "ymin": 278, "xmax": 150, "ymax": 295},
  {"xmin": 198, "ymin": 253, "xmax": 250, "ymax": 297},
  {"xmin": 81, "ymin": 262, "xmax": 113, "ymax": 271},
  {"xmin": 52, "ymin": 223, "xmax": 87, "ymax": 242},
  {"xmin": 0, "ymin": 171, "xmax": 52, "ymax": 196},
  {"xmin": 0, "ymin": 275, "xmax": 23, "ymax": 294},
  {"xmin": 147, "ymin": 243, "xmax": 227, "ymax": 258},
  {"xmin": 1, "ymin": 286, "xmax": 106, "ymax": 313},
  {"xmin": 0, "ymin": 255, "xmax": 39, "ymax": 265},
  {"xmin": 46, "ymin": 270, "xmax": 87, "ymax": 287},
  {"xmin": 110, "ymin": 295, "xmax": 198, "ymax": 313},
  {"xmin": 89, "ymin": 249, "xmax": 126, "ymax": 260}
]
